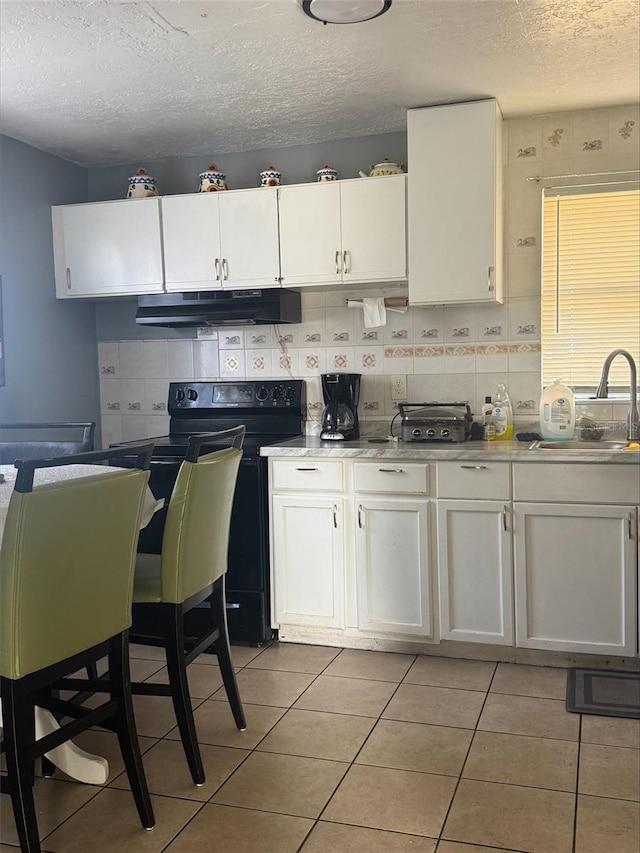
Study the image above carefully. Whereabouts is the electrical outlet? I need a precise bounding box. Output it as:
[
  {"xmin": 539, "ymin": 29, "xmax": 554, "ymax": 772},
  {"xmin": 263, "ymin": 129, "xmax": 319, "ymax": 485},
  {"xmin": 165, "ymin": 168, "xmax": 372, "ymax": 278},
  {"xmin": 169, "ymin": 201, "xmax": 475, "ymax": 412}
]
[{"xmin": 391, "ymin": 374, "xmax": 407, "ymax": 400}]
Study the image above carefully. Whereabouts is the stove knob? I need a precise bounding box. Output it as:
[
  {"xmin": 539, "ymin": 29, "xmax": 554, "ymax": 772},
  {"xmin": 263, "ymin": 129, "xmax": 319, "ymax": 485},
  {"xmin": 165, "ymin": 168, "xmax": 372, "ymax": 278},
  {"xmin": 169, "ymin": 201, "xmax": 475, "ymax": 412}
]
[
  {"xmin": 187, "ymin": 389, "xmax": 198, "ymax": 401},
  {"xmin": 426, "ymin": 428, "xmax": 436, "ymax": 438},
  {"xmin": 441, "ymin": 427, "xmax": 451, "ymax": 438},
  {"xmin": 175, "ymin": 389, "xmax": 185, "ymax": 402},
  {"xmin": 285, "ymin": 386, "xmax": 296, "ymax": 401},
  {"xmin": 412, "ymin": 428, "xmax": 422, "ymax": 438},
  {"xmin": 256, "ymin": 386, "xmax": 269, "ymax": 402},
  {"xmin": 271, "ymin": 386, "xmax": 282, "ymax": 400}
]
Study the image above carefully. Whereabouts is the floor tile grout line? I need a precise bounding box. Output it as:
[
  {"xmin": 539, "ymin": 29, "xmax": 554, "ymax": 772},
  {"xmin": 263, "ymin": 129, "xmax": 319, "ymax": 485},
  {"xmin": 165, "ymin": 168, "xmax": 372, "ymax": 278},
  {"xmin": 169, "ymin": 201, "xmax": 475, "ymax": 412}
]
[
  {"xmin": 434, "ymin": 659, "xmax": 499, "ymax": 845},
  {"xmin": 572, "ymin": 713, "xmax": 583, "ymax": 853},
  {"xmin": 296, "ymin": 650, "xmax": 419, "ymax": 851}
]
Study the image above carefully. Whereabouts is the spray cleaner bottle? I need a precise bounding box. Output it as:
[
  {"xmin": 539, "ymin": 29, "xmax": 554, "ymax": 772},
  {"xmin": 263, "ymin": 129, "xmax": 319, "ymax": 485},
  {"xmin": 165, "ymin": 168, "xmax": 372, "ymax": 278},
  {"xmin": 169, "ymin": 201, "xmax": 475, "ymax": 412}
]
[{"xmin": 492, "ymin": 383, "xmax": 513, "ymax": 441}]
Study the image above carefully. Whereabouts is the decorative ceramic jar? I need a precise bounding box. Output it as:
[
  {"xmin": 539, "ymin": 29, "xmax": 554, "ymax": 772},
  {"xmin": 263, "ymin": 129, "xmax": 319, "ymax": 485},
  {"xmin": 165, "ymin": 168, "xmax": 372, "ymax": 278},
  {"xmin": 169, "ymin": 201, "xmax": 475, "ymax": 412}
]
[
  {"xmin": 126, "ymin": 167, "xmax": 159, "ymax": 198},
  {"xmin": 359, "ymin": 158, "xmax": 405, "ymax": 178},
  {"xmin": 259, "ymin": 166, "xmax": 281, "ymax": 187},
  {"xmin": 316, "ymin": 164, "xmax": 338, "ymax": 182},
  {"xmin": 198, "ymin": 163, "xmax": 228, "ymax": 192}
]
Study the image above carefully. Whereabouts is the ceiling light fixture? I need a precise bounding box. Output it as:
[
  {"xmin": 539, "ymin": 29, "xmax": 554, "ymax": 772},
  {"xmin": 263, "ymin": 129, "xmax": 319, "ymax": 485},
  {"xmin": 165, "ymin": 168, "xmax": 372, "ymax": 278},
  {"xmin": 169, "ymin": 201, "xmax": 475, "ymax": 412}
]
[{"xmin": 301, "ymin": 0, "xmax": 392, "ymax": 25}]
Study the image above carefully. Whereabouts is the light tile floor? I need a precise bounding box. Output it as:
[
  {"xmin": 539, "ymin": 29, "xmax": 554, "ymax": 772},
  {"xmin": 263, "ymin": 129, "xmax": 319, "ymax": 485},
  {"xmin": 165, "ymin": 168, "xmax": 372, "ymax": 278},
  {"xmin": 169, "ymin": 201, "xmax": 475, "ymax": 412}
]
[{"xmin": 1, "ymin": 643, "xmax": 639, "ymax": 852}]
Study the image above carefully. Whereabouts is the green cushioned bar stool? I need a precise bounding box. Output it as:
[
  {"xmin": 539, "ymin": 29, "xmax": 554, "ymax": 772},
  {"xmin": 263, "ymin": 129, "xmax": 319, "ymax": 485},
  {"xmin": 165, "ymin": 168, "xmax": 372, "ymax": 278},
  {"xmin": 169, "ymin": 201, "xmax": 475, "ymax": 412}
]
[
  {"xmin": 128, "ymin": 427, "xmax": 246, "ymax": 786},
  {"xmin": 0, "ymin": 445, "xmax": 155, "ymax": 853}
]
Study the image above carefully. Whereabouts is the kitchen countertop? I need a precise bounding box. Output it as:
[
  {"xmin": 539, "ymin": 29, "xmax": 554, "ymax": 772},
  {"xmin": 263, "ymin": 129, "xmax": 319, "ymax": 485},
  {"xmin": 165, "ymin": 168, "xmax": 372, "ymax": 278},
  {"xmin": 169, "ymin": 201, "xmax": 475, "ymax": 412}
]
[{"xmin": 260, "ymin": 436, "xmax": 640, "ymax": 463}]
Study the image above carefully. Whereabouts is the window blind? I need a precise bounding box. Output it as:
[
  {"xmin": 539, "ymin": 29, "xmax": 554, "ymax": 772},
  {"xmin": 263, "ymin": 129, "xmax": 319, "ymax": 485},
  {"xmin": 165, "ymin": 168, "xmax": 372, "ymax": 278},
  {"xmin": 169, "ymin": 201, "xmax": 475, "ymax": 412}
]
[{"xmin": 541, "ymin": 185, "xmax": 640, "ymax": 391}]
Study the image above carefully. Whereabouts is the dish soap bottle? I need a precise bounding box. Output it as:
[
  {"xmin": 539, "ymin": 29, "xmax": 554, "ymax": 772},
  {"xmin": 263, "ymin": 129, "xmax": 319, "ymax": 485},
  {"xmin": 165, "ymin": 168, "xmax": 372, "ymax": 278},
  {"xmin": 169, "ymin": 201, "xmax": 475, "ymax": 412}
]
[
  {"xmin": 482, "ymin": 396, "xmax": 496, "ymax": 441},
  {"xmin": 492, "ymin": 384, "xmax": 513, "ymax": 441},
  {"xmin": 539, "ymin": 379, "xmax": 575, "ymax": 440}
]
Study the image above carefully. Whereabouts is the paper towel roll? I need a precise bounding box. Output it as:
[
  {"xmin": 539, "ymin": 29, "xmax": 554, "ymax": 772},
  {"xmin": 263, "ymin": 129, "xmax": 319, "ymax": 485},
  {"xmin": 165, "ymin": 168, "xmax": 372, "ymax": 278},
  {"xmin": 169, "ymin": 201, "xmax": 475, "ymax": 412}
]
[{"xmin": 362, "ymin": 297, "xmax": 386, "ymax": 328}]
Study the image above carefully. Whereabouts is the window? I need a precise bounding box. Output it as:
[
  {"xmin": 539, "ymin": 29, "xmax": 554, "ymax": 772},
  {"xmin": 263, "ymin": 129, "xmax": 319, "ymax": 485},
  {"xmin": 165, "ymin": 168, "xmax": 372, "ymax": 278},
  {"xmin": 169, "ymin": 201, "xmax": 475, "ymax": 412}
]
[{"xmin": 541, "ymin": 184, "xmax": 640, "ymax": 392}]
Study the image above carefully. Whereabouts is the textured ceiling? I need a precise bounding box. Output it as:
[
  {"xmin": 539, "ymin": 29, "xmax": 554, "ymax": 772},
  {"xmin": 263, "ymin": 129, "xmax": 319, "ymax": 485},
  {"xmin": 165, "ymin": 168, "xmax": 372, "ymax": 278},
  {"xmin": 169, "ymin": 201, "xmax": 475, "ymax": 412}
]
[{"xmin": 1, "ymin": 0, "xmax": 638, "ymax": 167}]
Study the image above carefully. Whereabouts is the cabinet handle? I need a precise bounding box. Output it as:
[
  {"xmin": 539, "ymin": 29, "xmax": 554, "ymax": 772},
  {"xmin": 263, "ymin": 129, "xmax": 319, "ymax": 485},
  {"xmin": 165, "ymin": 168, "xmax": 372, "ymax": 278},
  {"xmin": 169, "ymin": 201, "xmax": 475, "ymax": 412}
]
[
  {"xmin": 503, "ymin": 505, "xmax": 508, "ymax": 532},
  {"xmin": 66, "ymin": 268, "xmax": 71, "ymax": 289},
  {"xmin": 295, "ymin": 467, "xmax": 319, "ymax": 471},
  {"xmin": 460, "ymin": 465, "xmax": 488, "ymax": 470},
  {"xmin": 487, "ymin": 266, "xmax": 494, "ymax": 292},
  {"xmin": 222, "ymin": 258, "xmax": 229, "ymax": 280},
  {"xmin": 343, "ymin": 250, "xmax": 349, "ymax": 273},
  {"xmin": 333, "ymin": 504, "xmax": 338, "ymax": 528},
  {"xmin": 629, "ymin": 512, "xmax": 634, "ymax": 539},
  {"xmin": 378, "ymin": 468, "xmax": 404, "ymax": 473},
  {"xmin": 335, "ymin": 250, "xmax": 341, "ymax": 275},
  {"xmin": 214, "ymin": 258, "xmax": 221, "ymax": 280},
  {"xmin": 358, "ymin": 504, "xmax": 364, "ymax": 528}
]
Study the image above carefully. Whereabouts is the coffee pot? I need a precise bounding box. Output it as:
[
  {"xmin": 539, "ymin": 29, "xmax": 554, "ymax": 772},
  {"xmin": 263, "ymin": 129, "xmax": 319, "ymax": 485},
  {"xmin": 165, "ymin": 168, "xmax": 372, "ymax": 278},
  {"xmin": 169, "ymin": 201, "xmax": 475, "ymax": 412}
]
[{"xmin": 320, "ymin": 373, "xmax": 361, "ymax": 441}]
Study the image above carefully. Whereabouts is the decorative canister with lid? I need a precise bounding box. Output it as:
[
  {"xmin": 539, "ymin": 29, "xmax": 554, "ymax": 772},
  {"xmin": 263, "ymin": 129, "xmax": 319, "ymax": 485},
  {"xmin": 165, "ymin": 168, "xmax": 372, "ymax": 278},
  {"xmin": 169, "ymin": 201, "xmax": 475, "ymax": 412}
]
[
  {"xmin": 198, "ymin": 163, "xmax": 228, "ymax": 192},
  {"xmin": 126, "ymin": 167, "xmax": 159, "ymax": 198},
  {"xmin": 259, "ymin": 166, "xmax": 282, "ymax": 187},
  {"xmin": 316, "ymin": 164, "xmax": 338, "ymax": 182}
]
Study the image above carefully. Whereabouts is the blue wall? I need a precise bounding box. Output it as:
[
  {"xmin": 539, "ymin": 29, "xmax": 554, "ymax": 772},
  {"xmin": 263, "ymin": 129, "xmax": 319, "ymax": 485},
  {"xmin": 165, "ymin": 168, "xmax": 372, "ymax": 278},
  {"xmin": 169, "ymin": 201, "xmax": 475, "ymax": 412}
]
[{"xmin": 0, "ymin": 136, "xmax": 99, "ymax": 424}]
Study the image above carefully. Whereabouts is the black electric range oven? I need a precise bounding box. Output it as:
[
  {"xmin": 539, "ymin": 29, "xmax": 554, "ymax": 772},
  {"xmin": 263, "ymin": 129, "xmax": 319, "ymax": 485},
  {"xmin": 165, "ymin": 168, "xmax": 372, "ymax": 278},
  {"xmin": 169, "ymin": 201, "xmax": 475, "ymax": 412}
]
[{"xmin": 112, "ymin": 380, "xmax": 306, "ymax": 645}]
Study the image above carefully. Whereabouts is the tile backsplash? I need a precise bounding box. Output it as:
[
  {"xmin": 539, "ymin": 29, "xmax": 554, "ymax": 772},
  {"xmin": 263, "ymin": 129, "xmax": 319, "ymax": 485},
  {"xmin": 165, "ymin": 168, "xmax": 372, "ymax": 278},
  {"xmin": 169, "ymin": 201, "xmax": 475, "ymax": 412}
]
[{"xmin": 97, "ymin": 104, "xmax": 638, "ymax": 446}]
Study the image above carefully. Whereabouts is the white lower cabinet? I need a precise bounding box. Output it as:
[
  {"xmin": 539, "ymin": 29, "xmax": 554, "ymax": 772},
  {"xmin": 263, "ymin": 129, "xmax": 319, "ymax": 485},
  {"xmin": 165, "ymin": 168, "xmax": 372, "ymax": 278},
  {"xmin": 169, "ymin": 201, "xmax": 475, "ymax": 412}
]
[
  {"xmin": 270, "ymin": 456, "xmax": 638, "ymax": 657},
  {"xmin": 271, "ymin": 494, "xmax": 345, "ymax": 629},
  {"xmin": 270, "ymin": 458, "xmax": 434, "ymax": 641},
  {"xmin": 355, "ymin": 497, "xmax": 432, "ymax": 636},
  {"xmin": 437, "ymin": 500, "xmax": 513, "ymax": 644},
  {"xmin": 513, "ymin": 502, "xmax": 637, "ymax": 656},
  {"xmin": 436, "ymin": 462, "xmax": 513, "ymax": 645}
]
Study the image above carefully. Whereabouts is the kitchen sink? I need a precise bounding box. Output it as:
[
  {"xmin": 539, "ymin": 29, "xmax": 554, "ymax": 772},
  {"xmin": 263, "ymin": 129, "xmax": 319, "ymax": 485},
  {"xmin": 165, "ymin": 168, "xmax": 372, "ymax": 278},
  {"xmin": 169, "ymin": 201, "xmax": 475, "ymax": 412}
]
[{"xmin": 530, "ymin": 439, "xmax": 629, "ymax": 451}]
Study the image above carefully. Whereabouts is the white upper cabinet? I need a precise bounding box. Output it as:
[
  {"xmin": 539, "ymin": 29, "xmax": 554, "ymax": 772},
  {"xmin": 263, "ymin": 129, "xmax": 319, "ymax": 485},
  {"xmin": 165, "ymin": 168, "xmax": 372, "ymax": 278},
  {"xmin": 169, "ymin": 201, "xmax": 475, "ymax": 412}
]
[
  {"xmin": 407, "ymin": 99, "xmax": 503, "ymax": 305},
  {"xmin": 162, "ymin": 193, "xmax": 223, "ymax": 291},
  {"xmin": 340, "ymin": 176, "xmax": 407, "ymax": 284},
  {"xmin": 162, "ymin": 188, "xmax": 280, "ymax": 291},
  {"xmin": 218, "ymin": 188, "xmax": 281, "ymax": 289},
  {"xmin": 278, "ymin": 183, "xmax": 342, "ymax": 286},
  {"xmin": 52, "ymin": 198, "xmax": 164, "ymax": 298},
  {"xmin": 279, "ymin": 175, "xmax": 407, "ymax": 288}
]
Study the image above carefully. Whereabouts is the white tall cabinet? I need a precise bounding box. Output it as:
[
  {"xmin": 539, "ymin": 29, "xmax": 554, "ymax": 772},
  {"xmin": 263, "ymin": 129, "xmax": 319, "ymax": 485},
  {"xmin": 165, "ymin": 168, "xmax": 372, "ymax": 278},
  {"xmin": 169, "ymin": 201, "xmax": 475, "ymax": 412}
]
[
  {"xmin": 407, "ymin": 99, "xmax": 503, "ymax": 305},
  {"xmin": 52, "ymin": 198, "xmax": 164, "ymax": 297}
]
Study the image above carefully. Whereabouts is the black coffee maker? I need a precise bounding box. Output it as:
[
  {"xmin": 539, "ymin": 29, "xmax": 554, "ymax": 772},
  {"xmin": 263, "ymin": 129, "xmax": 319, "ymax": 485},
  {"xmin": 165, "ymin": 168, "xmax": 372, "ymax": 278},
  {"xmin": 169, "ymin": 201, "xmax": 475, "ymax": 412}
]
[{"xmin": 320, "ymin": 373, "xmax": 361, "ymax": 441}]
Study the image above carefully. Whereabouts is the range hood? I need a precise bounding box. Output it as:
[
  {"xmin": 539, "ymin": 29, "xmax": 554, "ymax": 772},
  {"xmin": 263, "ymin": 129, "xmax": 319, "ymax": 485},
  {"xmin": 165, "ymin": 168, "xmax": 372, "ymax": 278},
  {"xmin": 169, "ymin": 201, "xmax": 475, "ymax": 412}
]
[{"xmin": 136, "ymin": 289, "xmax": 301, "ymax": 328}]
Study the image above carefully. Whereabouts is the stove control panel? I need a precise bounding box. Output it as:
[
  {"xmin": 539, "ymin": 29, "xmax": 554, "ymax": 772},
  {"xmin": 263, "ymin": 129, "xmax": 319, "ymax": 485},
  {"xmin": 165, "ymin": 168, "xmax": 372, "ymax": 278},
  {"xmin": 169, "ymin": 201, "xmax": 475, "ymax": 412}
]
[{"xmin": 168, "ymin": 381, "xmax": 306, "ymax": 411}]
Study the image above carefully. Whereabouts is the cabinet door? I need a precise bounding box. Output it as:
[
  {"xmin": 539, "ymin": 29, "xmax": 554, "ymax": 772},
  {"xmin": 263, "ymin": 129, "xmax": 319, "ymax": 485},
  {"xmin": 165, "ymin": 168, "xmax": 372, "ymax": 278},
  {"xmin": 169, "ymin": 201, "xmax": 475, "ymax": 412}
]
[
  {"xmin": 355, "ymin": 498, "xmax": 433, "ymax": 636},
  {"xmin": 162, "ymin": 193, "xmax": 222, "ymax": 291},
  {"xmin": 278, "ymin": 183, "xmax": 342, "ymax": 287},
  {"xmin": 52, "ymin": 199, "xmax": 163, "ymax": 297},
  {"xmin": 437, "ymin": 500, "xmax": 513, "ymax": 645},
  {"xmin": 340, "ymin": 175, "xmax": 407, "ymax": 284},
  {"xmin": 271, "ymin": 495, "xmax": 345, "ymax": 628},
  {"xmin": 219, "ymin": 188, "xmax": 281, "ymax": 289},
  {"xmin": 513, "ymin": 503, "xmax": 637, "ymax": 656},
  {"xmin": 407, "ymin": 99, "xmax": 503, "ymax": 304}
]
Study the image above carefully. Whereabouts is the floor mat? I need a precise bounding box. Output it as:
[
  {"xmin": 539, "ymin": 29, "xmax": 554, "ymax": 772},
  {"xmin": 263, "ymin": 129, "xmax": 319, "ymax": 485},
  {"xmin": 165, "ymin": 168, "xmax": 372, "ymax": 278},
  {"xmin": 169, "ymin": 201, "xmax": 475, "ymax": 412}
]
[{"xmin": 566, "ymin": 668, "xmax": 640, "ymax": 719}]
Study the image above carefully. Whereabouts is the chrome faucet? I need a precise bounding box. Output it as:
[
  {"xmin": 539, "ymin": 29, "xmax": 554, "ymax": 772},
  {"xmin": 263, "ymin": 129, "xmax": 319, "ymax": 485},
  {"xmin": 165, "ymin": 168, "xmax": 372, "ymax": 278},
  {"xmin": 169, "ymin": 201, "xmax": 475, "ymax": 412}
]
[{"xmin": 596, "ymin": 349, "xmax": 639, "ymax": 441}]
